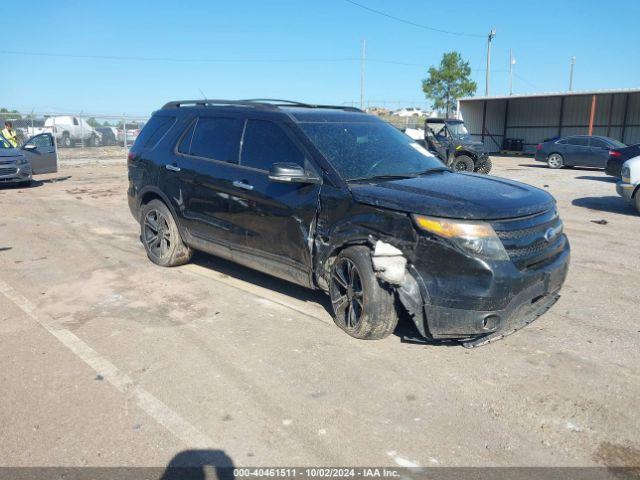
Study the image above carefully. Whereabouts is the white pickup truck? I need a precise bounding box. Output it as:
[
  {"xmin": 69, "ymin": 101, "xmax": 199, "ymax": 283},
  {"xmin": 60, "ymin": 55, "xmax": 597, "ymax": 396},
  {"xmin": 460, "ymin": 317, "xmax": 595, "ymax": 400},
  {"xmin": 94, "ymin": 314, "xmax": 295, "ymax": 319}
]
[
  {"xmin": 44, "ymin": 116, "xmax": 101, "ymax": 147},
  {"xmin": 616, "ymin": 156, "xmax": 640, "ymax": 214}
]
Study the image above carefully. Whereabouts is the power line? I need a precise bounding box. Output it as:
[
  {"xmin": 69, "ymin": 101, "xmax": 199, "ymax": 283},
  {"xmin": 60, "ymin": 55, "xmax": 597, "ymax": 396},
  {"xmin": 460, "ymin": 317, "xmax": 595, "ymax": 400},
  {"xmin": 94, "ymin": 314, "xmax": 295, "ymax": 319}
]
[
  {"xmin": 0, "ymin": 49, "xmax": 423, "ymax": 66},
  {"xmin": 0, "ymin": 49, "xmax": 361, "ymax": 64},
  {"xmin": 343, "ymin": 0, "xmax": 484, "ymax": 38}
]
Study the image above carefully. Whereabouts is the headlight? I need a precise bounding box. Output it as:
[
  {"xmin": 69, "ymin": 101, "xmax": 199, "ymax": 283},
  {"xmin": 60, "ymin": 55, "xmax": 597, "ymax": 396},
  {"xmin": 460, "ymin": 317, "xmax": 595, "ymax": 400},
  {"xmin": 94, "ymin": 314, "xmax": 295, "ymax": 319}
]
[
  {"xmin": 621, "ymin": 166, "xmax": 630, "ymax": 180},
  {"xmin": 412, "ymin": 214, "xmax": 509, "ymax": 260},
  {"xmin": 16, "ymin": 156, "xmax": 29, "ymax": 165}
]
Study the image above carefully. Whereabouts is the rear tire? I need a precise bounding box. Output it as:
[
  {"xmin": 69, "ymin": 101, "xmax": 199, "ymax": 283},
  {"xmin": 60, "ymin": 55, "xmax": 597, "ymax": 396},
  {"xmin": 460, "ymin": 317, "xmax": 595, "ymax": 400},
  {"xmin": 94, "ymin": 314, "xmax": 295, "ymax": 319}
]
[
  {"xmin": 547, "ymin": 153, "xmax": 564, "ymax": 169},
  {"xmin": 451, "ymin": 155, "xmax": 475, "ymax": 172},
  {"xmin": 474, "ymin": 156, "xmax": 493, "ymax": 174},
  {"xmin": 61, "ymin": 133, "xmax": 73, "ymax": 148},
  {"xmin": 329, "ymin": 246, "xmax": 399, "ymax": 340},
  {"xmin": 140, "ymin": 199, "xmax": 192, "ymax": 267},
  {"xmin": 635, "ymin": 191, "xmax": 640, "ymax": 215}
]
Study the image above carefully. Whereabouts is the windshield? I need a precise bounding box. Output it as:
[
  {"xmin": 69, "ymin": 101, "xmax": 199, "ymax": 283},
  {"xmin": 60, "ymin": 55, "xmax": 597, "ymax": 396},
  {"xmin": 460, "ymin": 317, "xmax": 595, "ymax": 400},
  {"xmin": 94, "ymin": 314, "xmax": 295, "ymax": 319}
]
[
  {"xmin": 446, "ymin": 121, "xmax": 471, "ymax": 140},
  {"xmin": 298, "ymin": 121, "xmax": 445, "ymax": 181}
]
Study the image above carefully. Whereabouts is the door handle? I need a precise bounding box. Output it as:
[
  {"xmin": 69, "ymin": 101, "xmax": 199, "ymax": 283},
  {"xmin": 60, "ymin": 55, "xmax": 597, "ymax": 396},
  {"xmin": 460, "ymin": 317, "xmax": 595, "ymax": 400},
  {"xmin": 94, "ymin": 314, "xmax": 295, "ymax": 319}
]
[
  {"xmin": 165, "ymin": 164, "xmax": 181, "ymax": 172},
  {"xmin": 233, "ymin": 180, "xmax": 254, "ymax": 191}
]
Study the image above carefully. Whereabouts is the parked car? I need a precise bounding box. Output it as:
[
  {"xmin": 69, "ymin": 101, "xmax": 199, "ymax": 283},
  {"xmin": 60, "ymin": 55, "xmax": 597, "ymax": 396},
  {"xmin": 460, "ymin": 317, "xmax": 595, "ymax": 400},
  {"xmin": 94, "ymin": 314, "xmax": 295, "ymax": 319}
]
[
  {"xmin": 393, "ymin": 107, "xmax": 426, "ymax": 117},
  {"xmin": 615, "ymin": 156, "xmax": 640, "ymax": 214},
  {"xmin": 605, "ymin": 144, "xmax": 640, "ymax": 178},
  {"xmin": 535, "ymin": 135, "xmax": 626, "ymax": 169},
  {"xmin": 44, "ymin": 115, "xmax": 101, "ymax": 147},
  {"xmin": 127, "ymin": 99, "xmax": 569, "ymax": 347},
  {"xmin": 96, "ymin": 126, "xmax": 118, "ymax": 146},
  {"xmin": 424, "ymin": 118, "xmax": 492, "ymax": 173},
  {"xmin": 0, "ymin": 132, "xmax": 58, "ymax": 186},
  {"xmin": 117, "ymin": 123, "xmax": 143, "ymax": 144}
]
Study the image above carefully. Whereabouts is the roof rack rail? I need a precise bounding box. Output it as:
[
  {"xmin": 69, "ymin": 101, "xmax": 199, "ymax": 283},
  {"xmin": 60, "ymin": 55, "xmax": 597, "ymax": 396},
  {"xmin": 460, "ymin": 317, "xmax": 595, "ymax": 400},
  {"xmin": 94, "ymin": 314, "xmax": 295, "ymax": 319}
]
[
  {"xmin": 161, "ymin": 98, "xmax": 364, "ymax": 113},
  {"xmin": 241, "ymin": 99, "xmax": 363, "ymax": 112},
  {"xmin": 239, "ymin": 98, "xmax": 314, "ymax": 107},
  {"xmin": 161, "ymin": 99, "xmax": 278, "ymax": 110}
]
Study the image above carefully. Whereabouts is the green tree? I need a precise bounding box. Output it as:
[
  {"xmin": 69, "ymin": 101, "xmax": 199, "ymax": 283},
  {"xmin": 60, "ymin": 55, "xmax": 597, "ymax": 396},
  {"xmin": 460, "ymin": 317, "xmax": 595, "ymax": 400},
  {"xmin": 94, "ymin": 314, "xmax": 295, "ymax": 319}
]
[
  {"xmin": 422, "ymin": 52, "xmax": 476, "ymax": 117},
  {"xmin": 86, "ymin": 117, "xmax": 99, "ymax": 128}
]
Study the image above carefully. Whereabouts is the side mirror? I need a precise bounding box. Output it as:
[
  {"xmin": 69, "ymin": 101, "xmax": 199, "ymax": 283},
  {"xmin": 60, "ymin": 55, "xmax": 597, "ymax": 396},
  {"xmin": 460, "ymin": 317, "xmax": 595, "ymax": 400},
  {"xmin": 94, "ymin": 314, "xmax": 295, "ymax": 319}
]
[
  {"xmin": 268, "ymin": 162, "xmax": 320, "ymax": 184},
  {"xmin": 23, "ymin": 144, "xmax": 37, "ymax": 151}
]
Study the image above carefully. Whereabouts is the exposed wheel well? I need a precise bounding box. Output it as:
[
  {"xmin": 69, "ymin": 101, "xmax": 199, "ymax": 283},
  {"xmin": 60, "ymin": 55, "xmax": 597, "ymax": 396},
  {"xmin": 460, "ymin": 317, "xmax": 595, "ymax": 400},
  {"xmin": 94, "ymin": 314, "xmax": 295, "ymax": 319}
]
[{"xmin": 140, "ymin": 191, "xmax": 164, "ymax": 207}]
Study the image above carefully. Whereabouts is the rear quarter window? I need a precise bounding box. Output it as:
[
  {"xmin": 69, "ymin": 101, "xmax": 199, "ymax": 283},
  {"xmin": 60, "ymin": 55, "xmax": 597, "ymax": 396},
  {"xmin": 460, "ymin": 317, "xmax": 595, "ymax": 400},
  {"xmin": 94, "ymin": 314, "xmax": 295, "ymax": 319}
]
[{"xmin": 135, "ymin": 116, "xmax": 176, "ymax": 149}]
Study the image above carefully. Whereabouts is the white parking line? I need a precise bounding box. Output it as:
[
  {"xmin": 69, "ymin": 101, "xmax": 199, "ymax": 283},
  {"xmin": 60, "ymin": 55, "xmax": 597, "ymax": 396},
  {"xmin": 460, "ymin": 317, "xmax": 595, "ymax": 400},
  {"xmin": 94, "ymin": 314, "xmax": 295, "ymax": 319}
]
[{"xmin": 0, "ymin": 279, "xmax": 214, "ymax": 449}]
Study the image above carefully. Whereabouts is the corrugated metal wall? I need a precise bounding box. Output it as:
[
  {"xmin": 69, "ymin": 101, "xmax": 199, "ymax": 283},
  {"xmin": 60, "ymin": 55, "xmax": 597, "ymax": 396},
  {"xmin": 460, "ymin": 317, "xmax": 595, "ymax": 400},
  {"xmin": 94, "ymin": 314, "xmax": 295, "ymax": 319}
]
[{"xmin": 460, "ymin": 92, "xmax": 640, "ymax": 153}]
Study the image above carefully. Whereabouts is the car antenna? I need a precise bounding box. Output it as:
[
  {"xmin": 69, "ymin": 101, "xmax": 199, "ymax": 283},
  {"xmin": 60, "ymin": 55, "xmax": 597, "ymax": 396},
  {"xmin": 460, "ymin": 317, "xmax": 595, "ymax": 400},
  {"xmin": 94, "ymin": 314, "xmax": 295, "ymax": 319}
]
[{"xmin": 198, "ymin": 88, "xmax": 208, "ymax": 102}]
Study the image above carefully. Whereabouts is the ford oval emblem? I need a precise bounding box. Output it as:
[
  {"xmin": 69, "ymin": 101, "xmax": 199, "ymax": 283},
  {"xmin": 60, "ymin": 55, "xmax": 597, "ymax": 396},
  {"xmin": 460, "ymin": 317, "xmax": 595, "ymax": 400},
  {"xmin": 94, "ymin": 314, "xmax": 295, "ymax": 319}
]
[{"xmin": 544, "ymin": 227, "xmax": 558, "ymax": 243}]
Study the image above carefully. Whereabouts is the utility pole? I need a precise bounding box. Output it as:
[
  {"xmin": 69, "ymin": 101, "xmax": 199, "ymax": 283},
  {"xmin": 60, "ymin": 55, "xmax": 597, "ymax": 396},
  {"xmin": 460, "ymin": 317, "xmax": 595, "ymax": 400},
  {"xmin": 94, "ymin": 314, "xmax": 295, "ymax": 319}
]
[
  {"xmin": 360, "ymin": 39, "xmax": 366, "ymax": 110},
  {"xmin": 509, "ymin": 49, "xmax": 516, "ymax": 96},
  {"xmin": 485, "ymin": 29, "xmax": 496, "ymax": 96},
  {"xmin": 569, "ymin": 56, "xmax": 576, "ymax": 91}
]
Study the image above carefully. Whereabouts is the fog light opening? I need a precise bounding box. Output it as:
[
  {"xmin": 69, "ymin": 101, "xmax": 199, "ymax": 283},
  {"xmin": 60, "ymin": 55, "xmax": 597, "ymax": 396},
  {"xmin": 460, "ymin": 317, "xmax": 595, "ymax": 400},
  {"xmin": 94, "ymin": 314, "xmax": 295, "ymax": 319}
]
[{"xmin": 482, "ymin": 315, "xmax": 501, "ymax": 332}]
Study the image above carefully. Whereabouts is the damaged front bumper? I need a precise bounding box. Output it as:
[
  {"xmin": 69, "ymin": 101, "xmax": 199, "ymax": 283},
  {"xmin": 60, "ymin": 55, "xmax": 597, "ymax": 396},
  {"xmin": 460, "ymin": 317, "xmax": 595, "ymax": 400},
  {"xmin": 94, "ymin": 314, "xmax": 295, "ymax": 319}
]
[
  {"xmin": 396, "ymin": 241, "xmax": 570, "ymax": 345},
  {"xmin": 0, "ymin": 163, "xmax": 32, "ymax": 184}
]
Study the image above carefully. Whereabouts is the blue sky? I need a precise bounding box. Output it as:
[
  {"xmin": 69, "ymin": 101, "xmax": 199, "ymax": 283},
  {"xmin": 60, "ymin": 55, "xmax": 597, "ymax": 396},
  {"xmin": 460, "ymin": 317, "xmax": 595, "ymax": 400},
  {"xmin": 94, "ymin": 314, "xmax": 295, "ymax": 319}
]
[{"xmin": 3, "ymin": 0, "xmax": 638, "ymax": 115}]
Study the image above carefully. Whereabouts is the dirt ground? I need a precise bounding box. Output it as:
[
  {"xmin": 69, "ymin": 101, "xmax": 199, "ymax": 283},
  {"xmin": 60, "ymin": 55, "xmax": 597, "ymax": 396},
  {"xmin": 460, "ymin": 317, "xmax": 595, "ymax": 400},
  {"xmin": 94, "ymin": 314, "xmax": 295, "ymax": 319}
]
[{"xmin": 0, "ymin": 156, "xmax": 638, "ymax": 469}]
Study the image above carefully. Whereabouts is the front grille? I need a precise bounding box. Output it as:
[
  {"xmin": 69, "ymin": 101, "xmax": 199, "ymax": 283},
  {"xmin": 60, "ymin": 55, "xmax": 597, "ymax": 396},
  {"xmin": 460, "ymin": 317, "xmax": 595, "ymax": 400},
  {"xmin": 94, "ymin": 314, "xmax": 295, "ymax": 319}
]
[
  {"xmin": 493, "ymin": 209, "xmax": 565, "ymax": 270},
  {"xmin": 0, "ymin": 167, "xmax": 17, "ymax": 176}
]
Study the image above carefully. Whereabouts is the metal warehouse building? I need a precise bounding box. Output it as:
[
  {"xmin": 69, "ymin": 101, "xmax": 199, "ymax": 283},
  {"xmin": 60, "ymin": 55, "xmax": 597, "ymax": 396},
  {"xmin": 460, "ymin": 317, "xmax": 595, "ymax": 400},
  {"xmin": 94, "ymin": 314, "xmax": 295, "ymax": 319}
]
[{"xmin": 458, "ymin": 88, "xmax": 640, "ymax": 154}]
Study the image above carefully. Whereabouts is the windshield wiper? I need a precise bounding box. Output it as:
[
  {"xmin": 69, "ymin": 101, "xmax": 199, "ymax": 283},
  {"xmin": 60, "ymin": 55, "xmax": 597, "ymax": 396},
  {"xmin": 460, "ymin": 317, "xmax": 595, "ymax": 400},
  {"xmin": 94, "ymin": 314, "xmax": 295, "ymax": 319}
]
[
  {"xmin": 415, "ymin": 167, "xmax": 451, "ymax": 175},
  {"xmin": 347, "ymin": 174, "xmax": 418, "ymax": 182}
]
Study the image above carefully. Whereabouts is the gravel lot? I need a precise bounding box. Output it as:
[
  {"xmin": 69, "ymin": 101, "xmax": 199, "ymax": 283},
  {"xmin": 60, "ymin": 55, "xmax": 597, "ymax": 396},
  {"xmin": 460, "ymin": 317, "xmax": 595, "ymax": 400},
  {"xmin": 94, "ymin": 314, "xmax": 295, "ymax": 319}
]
[{"xmin": 0, "ymin": 156, "xmax": 638, "ymax": 469}]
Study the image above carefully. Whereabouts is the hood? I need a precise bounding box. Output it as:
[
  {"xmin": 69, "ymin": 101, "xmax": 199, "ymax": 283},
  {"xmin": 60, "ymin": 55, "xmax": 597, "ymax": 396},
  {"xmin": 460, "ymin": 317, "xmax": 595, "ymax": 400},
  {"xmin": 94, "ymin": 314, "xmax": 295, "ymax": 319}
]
[
  {"xmin": 457, "ymin": 138, "xmax": 484, "ymax": 150},
  {"xmin": 0, "ymin": 147, "xmax": 22, "ymax": 159},
  {"xmin": 349, "ymin": 171, "xmax": 555, "ymax": 220}
]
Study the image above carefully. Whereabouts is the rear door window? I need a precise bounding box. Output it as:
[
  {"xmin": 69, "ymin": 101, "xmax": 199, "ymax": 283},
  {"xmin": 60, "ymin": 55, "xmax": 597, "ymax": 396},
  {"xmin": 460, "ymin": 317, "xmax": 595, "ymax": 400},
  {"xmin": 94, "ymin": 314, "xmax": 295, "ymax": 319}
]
[
  {"xmin": 136, "ymin": 116, "xmax": 176, "ymax": 148},
  {"xmin": 567, "ymin": 137, "xmax": 589, "ymax": 147},
  {"xmin": 240, "ymin": 120, "xmax": 305, "ymax": 170},
  {"xmin": 590, "ymin": 138, "xmax": 607, "ymax": 149},
  {"xmin": 189, "ymin": 117, "xmax": 244, "ymax": 162}
]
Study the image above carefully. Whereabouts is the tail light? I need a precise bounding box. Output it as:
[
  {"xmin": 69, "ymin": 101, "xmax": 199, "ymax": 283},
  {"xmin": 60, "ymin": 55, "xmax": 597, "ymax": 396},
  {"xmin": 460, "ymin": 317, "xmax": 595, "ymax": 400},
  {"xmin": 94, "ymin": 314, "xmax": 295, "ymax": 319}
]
[
  {"xmin": 609, "ymin": 150, "xmax": 622, "ymax": 158},
  {"xmin": 127, "ymin": 151, "xmax": 136, "ymax": 162},
  {"xmin": 536, "ymin": 144, "xmax": 542, "ymax": 150}
]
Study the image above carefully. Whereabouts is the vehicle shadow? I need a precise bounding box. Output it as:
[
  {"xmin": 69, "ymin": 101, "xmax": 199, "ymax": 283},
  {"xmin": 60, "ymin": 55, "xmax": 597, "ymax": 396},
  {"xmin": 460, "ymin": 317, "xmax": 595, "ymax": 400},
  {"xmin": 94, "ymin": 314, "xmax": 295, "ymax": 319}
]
[
  {"xmin": 0, "ymin": 179, "xmax": 43, "ymax": 189},
  {"xmin": 160, "ymin": 449, "xmax": 234, "ymax": 480},
  {"xmin": 0, "ymin": 176, "xmax": 71, "ymax": 190},
  {"xmin": 575, "ymin": 175, "xmax": 617, "ymax": 183},
  {"xmin": 192, "ymin": 251, "xmax": 456, "ymax": 347},
  {"xmin": 572, "ymin": 196, "xmax": 638, "ymax": 216},
  {"xmin": 192, "ymin": 252, "xmax": 334, "ymax": 317},
  {"xmin": 518, "ymin": 164, "xmax": 606, "ymax": 172}
]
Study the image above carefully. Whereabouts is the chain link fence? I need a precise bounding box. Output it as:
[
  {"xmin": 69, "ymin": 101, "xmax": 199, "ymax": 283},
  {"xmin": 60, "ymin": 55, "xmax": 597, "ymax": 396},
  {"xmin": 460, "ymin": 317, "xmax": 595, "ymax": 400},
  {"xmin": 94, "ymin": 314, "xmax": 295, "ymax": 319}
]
[{"xmin": 0, "ymin": 110, "xmax": 150, "ymax": 152}]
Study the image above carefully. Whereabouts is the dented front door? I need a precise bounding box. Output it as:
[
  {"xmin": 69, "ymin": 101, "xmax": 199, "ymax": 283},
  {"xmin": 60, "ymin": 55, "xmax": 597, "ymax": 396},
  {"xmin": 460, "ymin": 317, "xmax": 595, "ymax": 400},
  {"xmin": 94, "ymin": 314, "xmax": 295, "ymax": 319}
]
[{"xmin": 227, "ymin": 119, "xmax": 321, "ymax": 287}]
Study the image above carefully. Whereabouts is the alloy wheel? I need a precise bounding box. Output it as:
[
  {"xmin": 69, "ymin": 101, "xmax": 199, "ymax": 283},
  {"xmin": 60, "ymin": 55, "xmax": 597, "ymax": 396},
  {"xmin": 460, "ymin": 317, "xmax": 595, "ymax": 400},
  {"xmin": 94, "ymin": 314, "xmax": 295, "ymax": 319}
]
[
  {"xmin": 548, "ymin": 154, "xmax": 563, "ymax": 169},
  {"xmin": 330, "ymin": 258, "xmax": 364, "ymax": 331},
  {"xmin": 143, "ymin": 209, "xmax": 172, "ymax": 259}
]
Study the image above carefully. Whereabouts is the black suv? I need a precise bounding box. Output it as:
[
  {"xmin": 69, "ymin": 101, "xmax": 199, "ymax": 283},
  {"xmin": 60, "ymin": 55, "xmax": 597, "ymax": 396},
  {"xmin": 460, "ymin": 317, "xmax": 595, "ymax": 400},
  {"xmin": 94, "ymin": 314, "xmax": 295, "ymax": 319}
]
[
  {"xmin": 127, "ymin": 99, "xmax": 570, "ymax": 347},
  {"xmin": 424, "ymin": 118, "xmax": 492, "ymax": 174}
]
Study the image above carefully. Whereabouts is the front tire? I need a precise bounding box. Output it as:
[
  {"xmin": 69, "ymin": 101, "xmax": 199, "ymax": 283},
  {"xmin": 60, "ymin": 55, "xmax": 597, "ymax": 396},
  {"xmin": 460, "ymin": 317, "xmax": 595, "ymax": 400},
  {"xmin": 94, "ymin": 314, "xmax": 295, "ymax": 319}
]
[
  {"xmin": 451, "ymin": 155, "xmax": 475, "ymax": 172},
  {"xmin": 547, "ymin": 153, "xmax": 564, "ymax": 169},
  {"xmin": 474, "ymin": 156, "xmax": 493, "ymax": 174},
  {"xmin": 329, "ymin": 246, "xmax": 399, "ymax": 340},
  {"xmin": 140, "ymin": 199, "xmax": 192, "ymax": 267},
  {"xmin": 635, "ymin": 192, "xmax": 640, "ymax": 215}
]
